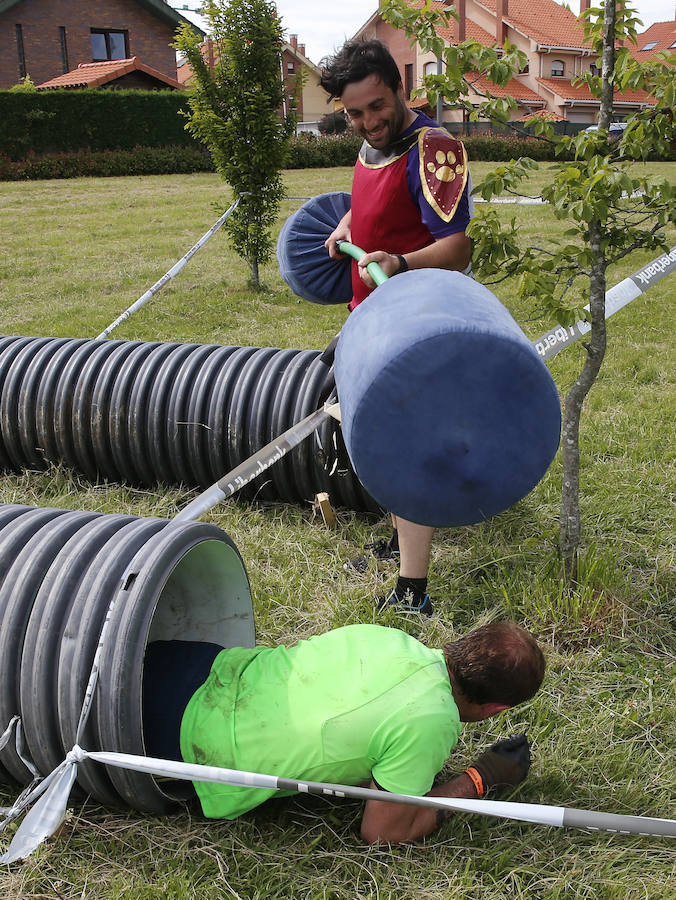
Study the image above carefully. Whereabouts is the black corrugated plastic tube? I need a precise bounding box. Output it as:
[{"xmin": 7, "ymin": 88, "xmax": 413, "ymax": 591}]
[
  {"xmin": 0, "ymin": 503, "xmax": 255, "ymax": 814},
  {"xmin": 0, "ymin": 335, "xmax": 379, "ymax": 513}
]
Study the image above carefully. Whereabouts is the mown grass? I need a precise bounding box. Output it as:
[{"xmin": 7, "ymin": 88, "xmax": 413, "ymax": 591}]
[{"xmin": 0, "ymin": 166, "xmax": 674, "ymax": 899}]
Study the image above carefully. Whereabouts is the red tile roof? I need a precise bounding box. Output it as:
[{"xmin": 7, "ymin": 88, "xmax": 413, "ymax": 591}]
[
  {"xmin": 474, "ymin": 0, "xmax": 589, "ymax": 49},
  {"xmin": 467, "ymin": 72, "xmax": 544, "ymax": 103},
  {"xmin": 414, "ymin": 1, "xmax": 496, "ymax": 45},
  {"xmin": 627, "ymin": 20, "xmax": 676, "ymax": 62},
  {"xmin": 408, "ymin": 96, "xmax": 432, "ymax": 109},
  {"xmin": 36, "ymin": 58, "xmax": 180, "ymax": 90},
  {"xmin": 536, "ymin": 77, "xmax": 655, "ymax": 105}
]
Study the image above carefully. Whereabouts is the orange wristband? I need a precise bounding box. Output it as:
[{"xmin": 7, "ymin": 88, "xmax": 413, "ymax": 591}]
[{"xmin": 464, "ymin": 766, "xmax": 485, "ymax": 798}]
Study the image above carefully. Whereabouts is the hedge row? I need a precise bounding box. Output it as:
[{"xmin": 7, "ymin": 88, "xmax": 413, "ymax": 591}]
[
  {"xmin": 285, "ymin": 133, "xmax": 362, "ymax": 168},
  {"xmin": 0, "ymin": 145, "xmax": 213, "ymax": 180},
  {"xmin": 283, "ymin": 131, "xmax": 568, "ymax": 167},
  {"xmin": 0, "ymin": 90, "xmax": 196, "ymax": 160},
  {"xmin": 4, "ymin": 131, "xmax": 668, "ymax": 181},
  {"xmin": 0, "ymin": 134, "xmax": 565, "ymax": 180}
]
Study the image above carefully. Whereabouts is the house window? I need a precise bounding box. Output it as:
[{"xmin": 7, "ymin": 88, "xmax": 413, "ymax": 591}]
[
  {"xmin": 640, "ymin": 41, "xmax": 658, "ymax": 51},
  {"xmin": 423, "ymin": 61, "xmax": 437, "ymax": 77},
  {"xmin": 519, "ymin": 61, "xmax": 529, "ymax": 75},
  {"xmin": 59, "ymin": 26, "xmax": 69, "ymax": 73},
  {"xmin": 405, "ymin": 63, "xmax": 413, "ymax": 97},
  {"xmin": 590, "ymin": 62, "xmax": 600, "ymax": 75},
  {"xmin": 287, "ymin": 62, "xmax": 294, "ymax": 73},
  {"xmin": 551, "ymin": 59, "xmax": 565, "ymax": 77},
  {"xmin": 15, "ymin": 24, "xmax": 26, "ymax": 79},
  {"xmin": 91, "ymin": 29, "xmax": 129, "ymax": 61}
]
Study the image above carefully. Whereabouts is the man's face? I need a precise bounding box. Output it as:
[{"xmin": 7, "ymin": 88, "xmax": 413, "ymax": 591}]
[{"xmin": 341, "ymin": 74, "xmax": 410, "ymax": 151}]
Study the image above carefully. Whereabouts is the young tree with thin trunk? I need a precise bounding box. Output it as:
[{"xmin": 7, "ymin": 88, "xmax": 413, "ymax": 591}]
[
  {"xmin": 175, "ymin": 0, "xmax": 294, "ymax": 289},
  {"xmin": 382, "ymin": 0, "xmax": 675, "ymax": 582}
]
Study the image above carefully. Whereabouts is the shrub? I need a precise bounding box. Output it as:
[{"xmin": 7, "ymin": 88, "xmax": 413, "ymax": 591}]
[
  {"xmin": 461, "ymin": 132, "xmax": 573, "ymax": 162},
  {"xmin": 0, "ymin": 145, "xmax": 214, "ymax": 180},
  {"xmin": 0, "ymin": 90, "xmax": 198, "ymax": 160},
  {"xmin": 318, "ymin": 112, "xmax": 348, "ymax": 135},
  {"xmin": 285, "ymin": 133, "xmax": 361, "ymax": 169}
]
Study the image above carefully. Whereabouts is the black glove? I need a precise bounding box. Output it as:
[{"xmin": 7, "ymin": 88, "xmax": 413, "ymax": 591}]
[{"xmin": 469, "ymin": 733, "xmax": 531, "ymax": 792}]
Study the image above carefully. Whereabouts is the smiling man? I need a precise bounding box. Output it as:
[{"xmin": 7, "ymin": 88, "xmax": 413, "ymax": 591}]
[{"xmin": 319, "ymin": 40, "xmax": 474, "ymax": 614}]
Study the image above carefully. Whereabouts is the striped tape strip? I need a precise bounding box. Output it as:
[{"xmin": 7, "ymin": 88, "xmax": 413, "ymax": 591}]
[{"xmin": 534, "ymin": 246, "xmax": 676, "ymax": 360}]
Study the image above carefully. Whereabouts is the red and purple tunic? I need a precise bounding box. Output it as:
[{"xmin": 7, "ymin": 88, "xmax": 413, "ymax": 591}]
[{"xmin": 349, "ymin": 112, "xmax": 472, "ymax": 309}]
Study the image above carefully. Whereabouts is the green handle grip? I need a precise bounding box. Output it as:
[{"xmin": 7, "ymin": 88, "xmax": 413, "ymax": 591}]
[{"xmin": 337, "ymin": 241, "xmax": 389, "ymax": 287}]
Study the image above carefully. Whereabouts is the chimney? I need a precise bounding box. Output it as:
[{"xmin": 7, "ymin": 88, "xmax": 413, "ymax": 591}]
[
  {"xmin": 299, "ymin": 44, "xmax": 305, "ymax": 57},
  {"xmin": 457, "ymin": 0, "xmax": 466, "ymax": 43},
  {"xmin": 290, "ymin": 34, "xmax": 298, "ymax": 50},
  {"xmin": 496, "ymin": 0, "xmax": 508, "ymax": 45},
  {"xmin": 579, "ymin": 0, "xmax": 591, "ymax": 12}
]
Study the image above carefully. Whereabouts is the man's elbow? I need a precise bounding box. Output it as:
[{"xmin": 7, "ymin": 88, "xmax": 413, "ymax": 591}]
[
  {"xmin": 360, "ymin": 822, "xmax": 382, "ymax": 844},
  {"xmin": 360, "ymin": 819, "xmax": 419, "ymax": 845},
  {"xmin": 451, "ymin": 235, "xmax": 472, "ymax": 271}
]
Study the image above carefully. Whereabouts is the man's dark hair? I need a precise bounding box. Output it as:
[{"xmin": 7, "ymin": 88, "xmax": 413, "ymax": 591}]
[
  {"xmin": 443, "ymin": 622, "xmax": 545, "ymax": 707},
  {"xmin": 320, "ymin": 40, "xmax": 402, "ymax": 99}
]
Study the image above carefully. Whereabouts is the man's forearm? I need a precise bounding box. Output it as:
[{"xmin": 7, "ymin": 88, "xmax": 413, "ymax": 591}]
[
  {"xmin": 403, "ymin": 231, "xmax": 472, "ymax": 273},
  {"xmin": 361, "ymin": 772, "xmax": 479, "ymax": 844},
  {"xmin": 428, "ymin": 772, "xmax": 479, "ymax": 833},
  {"xmin": 325, "ymin": 209, "xmax": 352, "ymax": 258},
  {"xmin": 356, "ymin": 231, "xmax": 472, "ymax": 287}
]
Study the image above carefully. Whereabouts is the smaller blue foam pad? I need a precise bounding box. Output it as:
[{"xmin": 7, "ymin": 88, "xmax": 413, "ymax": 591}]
[
  {"xmin": 276, "ymin": 192, "xmax": 352, "ymax": 305},
  {"xmin": 334, "ymin": 270, "xmax": 561, "ymax": 527}
]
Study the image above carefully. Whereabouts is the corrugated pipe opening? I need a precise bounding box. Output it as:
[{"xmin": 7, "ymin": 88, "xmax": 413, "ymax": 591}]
[{"xmin": 0, "ymin": 504, "xmax": 254, "ymax": 814}]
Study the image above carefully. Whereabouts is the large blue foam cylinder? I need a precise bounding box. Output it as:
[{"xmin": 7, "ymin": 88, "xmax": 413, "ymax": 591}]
[{"xmin": 334, "ymin": 269, "xmax": 561, "ymax": 527}]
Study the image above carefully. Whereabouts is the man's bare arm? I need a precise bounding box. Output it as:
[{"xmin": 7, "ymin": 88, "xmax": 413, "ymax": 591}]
[
  {"xmin": 360, "ymin": 773, "xmax": 478, "ymax": 845},
  {"xmin": 325, "ymin": 209, "xmax": 352, "ymax": 259},
  {"xmin": 357, "ymin": 231, "xmax": 472, "ymax": 288},
  {"xmin": 361, "ymin": 734, "xmax": 532, "ymax": 844}
]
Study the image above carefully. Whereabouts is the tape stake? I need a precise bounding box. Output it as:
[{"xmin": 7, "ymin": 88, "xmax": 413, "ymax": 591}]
[{"xmin": 533, "ymin": 246, "xmax": 676, "ymax": 360}]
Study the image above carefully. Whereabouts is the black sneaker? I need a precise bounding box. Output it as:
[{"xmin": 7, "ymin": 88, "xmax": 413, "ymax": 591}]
[
  {"xmin": 344, "ymin": 538, "xmax": 400, "ymax": 573},
  {"xmin": 375, "ymin": 590, "xmax": 433, "ymax": 616}
]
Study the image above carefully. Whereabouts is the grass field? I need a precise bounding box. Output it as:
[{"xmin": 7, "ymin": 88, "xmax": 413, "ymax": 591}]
[{"xmin": 0, "ymin": 165, "xmax": 674, "ymax": 899}]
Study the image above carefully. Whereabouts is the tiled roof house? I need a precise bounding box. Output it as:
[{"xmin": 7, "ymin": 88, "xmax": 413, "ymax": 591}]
[
  {"xmin": 352, "ymin": 0, "xmax": 656, "ymax": 123},
  {"xmin": 36, "ymin": 57, "xmax": 181, "ymax": 91},
  {"xmin": 628, "ymin": 18, "xmax": 676, "ymax": 63},
  {"xmin": 0, "ymin": 0, "xmax": 203, "ymax": 90}
]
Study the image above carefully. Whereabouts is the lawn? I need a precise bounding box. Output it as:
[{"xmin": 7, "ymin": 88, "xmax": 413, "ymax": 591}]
[{"xmin": 0, "ymin": 165, "xmax": 674, "ymax": 899}]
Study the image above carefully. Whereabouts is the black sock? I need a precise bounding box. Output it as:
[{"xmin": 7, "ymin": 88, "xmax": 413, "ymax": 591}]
[
  {"xmin": 387, "ymin": 528, "xmax": 399, "ymax": 554},
  {"xmin": 393, "ymin": 576, "xmax": 427, "ymax": 604}
]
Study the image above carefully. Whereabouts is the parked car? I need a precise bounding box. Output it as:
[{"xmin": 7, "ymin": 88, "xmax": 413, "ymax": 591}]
[{"xmin": 585, "ymin": 122, "xmax": 629, "ymax": 140}]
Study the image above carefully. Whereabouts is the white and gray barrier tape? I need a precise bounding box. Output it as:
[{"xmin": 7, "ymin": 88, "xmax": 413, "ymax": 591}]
[
  {"xmin": 95, "ymin": 194, "xmax": 246, "ymax": 340},
  {"xmin": 534, "ymin": 246, "xmax": 676, "ymax": 359},
  {"xmin": 1, "ymin": 746, "xmax": 674, "ymax": 863}
]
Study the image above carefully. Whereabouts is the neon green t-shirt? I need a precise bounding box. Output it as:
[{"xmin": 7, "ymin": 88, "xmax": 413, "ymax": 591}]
[{"xmin": 180, "ymin": 624, "xmax": 461, "ymax": 819}]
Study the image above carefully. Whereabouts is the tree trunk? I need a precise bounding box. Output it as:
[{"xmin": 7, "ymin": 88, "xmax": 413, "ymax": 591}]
[
  {"xmin": 248, "ymin": 256, "xmax": 260, "ymax": 290},
  {"xmin": 559, "ymin": 221, "xmax": 607, "ymax": 580},
  {"xmin": 558, "ymin": 0, "xmax": 616, "ymax": 581}
]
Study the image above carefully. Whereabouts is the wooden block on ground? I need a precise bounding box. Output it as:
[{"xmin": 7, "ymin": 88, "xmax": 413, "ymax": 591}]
[{"xmin": 313, "ymin": 492, "xmax": 335, "ymax": 528}]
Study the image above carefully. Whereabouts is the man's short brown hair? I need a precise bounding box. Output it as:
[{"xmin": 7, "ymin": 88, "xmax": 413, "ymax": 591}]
[
  {"xmin": 319, "ymin": 40, "xmax": 402, "ymax": 100},
  {"xmin": 443, "ymin": 621, "xmax": 545, "ymax": 707}
]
